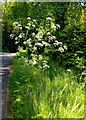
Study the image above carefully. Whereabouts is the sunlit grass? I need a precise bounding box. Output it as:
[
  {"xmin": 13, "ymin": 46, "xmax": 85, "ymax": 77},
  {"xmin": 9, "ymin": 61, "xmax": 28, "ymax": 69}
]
[{"xmin": 10, "ymin": 57, "xmax": 84, "ymax": 118}]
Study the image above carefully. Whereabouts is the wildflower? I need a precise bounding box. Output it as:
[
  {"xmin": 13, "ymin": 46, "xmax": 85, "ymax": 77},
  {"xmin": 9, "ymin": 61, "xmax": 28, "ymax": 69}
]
[
  {"xmin": 67, "ymin": 69, "xmax": 71, "ymax": 72},
  {"xmin": 15, "ymin": 37, "xmax": 18, "ymax": 40},
  {"xmin": 32, "ymin": 33, "xmax": 35, "ymax": 36},
  {"xmin": 23, "ymin": 41, "xmax": 26, "ymax": 44},
  {"xmin": 38, "ymin": 32, "xmax": 43, "ymax": 35},
  {"xmin": 27, "ymin": 23, "xmax": 31, "ymax": 26},
  {"xmin": 58, "ymin": 47, "xmax": 64, "ymax": 52},
  {"xmin": 43, "ymin": 64, "xmax": 50, "ymax": 69},
  {"xmin": 27, "ymin": 17, "xmax": 31, "ymax": 20},
  {"xmin": 33, "ymin": 19, "xmax": 37, "ymax": 22},
  {"xmin": 15, "ymin": 41, "xmax": 18, "ymax": 44},
  {"xmin": 63, "ymin": 45, "xmax": 67, "ymax": 50},
  {"xmin": 47, "ymin": 32, "xmax": 51, "ymax": 35},
  {"xmin": 33, "ymin": 47, "xmax": 37, "ymax": 51},
  {"xmin": 46, "ymin": 17, "xmax": 52, "ymax": 20},
  {"xmin": 59, "ymin": 42, "xmax": 63, "ymax": 45},
  {"xmin": 31, "ymin": 54, "xmax": 34, "ymax": 57},
  {"xmin": 51, "ymin": 26, "xmax": 56, "ymax": 30},
  {"xmin": 39, "ymin": 55, "xmax": 43, "ymax": 60},
  {"xmin": 54, "ymin": 40, "xmax": 59, "ymax": 46},
  {"xmin": 25, "ymin": 26, "xmax": 30, "ymax": 29},
  {"xmin": 19, "ymin": 27, "xmax": 22, "ymax": 30},
  {"xmin": 56, "ymin": 24, "xmax": 60, "ymax": 29},
  {"xmin": 42, "ymin": 61, "xmax": 50, "ymax": 69},
  {"xmin": 13, "ymin": 22, "xmax": 19, "ymax": 26},
  {"xmin": 32, "ymin": 24, "xmax": 36, "ymax": 28},
  {"xmin": 35, "ymin": 42, "xmax": 43, "ymax": 47},
  {"xmin": 43, "ymin": 60, "xmax": 48, "ymax": 63},
  {"xmin": 10, "ymin": 34, "xmax": 14, "ymax": 39},
  {"xmin": 51, "ymin": 36, "xmax": 56, "ymax": 40},
  {"xmin": 18, "ymin": 33, "xmax": 25, "ymax": 38},
  {"xmin": 32, "ymin": 60, "xmax": 37, "ymax": 65},
  {"xmin": 28, "ymin": 38, "xmax": 32, "ymax": 41}
]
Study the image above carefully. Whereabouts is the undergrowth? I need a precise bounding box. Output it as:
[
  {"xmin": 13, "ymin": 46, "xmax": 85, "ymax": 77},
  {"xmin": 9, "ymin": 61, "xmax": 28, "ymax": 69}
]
[{"xmin": 10, "ymin": 57, "xmax": 84, "ymax": 118}]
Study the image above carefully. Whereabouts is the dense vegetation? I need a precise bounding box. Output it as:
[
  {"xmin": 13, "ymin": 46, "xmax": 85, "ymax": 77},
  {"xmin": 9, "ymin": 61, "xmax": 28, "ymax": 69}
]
[
  {"xmin": 2, "ymin": 1, "xmax": 86, "ymax": 118},
  {"xmin": 11, "ymin": 57, "xmax": 84, "ymax": 118},
  {"xmin": 2, "ymin": 2, "xmax": 86, "ymax": 70}
]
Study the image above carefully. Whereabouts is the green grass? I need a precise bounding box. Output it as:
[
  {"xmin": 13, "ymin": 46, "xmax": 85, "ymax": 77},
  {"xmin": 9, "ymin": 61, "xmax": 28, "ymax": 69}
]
[{"xmin": 10, "ymin": 57, "xmax": 84, "ymax": 118}]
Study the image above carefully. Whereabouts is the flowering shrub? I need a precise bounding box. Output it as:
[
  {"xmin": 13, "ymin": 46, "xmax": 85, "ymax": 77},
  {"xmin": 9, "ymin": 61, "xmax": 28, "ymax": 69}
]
[{"xmin": 10, "ymin": 16, "xmax": 67, "ymax": 68}]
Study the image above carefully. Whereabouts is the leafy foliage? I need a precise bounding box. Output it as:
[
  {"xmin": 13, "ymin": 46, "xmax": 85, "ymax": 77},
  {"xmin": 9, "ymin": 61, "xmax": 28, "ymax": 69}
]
[{"xmin": 2, "ymin": 2, "xmax": 86, "ymax": 70}]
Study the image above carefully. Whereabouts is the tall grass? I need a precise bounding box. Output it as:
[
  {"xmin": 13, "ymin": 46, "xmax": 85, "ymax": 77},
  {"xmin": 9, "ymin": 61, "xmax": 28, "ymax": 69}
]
[{"xmin": 10, "ymin": 57, "xmax": 84, "ymax": 118}]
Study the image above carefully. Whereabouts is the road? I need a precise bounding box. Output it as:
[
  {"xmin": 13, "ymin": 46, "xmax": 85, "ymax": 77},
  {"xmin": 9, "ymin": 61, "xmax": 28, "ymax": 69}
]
[{"xmin": 0, "ymin": 53, "xmax": 16, "ymax": 119}]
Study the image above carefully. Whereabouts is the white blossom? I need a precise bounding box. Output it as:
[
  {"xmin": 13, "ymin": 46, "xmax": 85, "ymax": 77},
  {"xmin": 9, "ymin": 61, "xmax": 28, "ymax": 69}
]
[
  {"xmin": 32, "ymin": 60, "xmax": 37, "ymax": 65},
  {"xmin": 32, "ymin": 33, "xmax": 35, "ymax": 36},
  {"xmin": 32, "ymin": 24, "xmax": 36, "ymax": 28},
  {"xmin": 10, "ymin": 34, "xmax": 14, "ymax": 39},
  {"xmin": 56, "ymin": 24, "xmax": 60, "ymax": 29},
  {"xmin": 35, "ymin": 42, "xmax": 43, "ymax": 47},
  {"xmin": 27, "ymin": 23, "xmax": 31, "ymax": 26},
  {"xmin": 63, "ymin": 45, "xmax": 67, "ymax": 50},
  {"xmin": 47, "ymin": 32, "xmax": 51, "ymax": 35},
  {"xmin": 39, "ymin": 55, "xmax": 43, "ymax": 60},
  {"xmin": 67, "ymin": 69, "xmax": 71, "ymax": 72},
  {"xmin": 15, "ymin": 37, "xmax": 18, "ymax": 40},
  {"xmin": 33, "ymin": 19, "xmax": 37, "ymax": 22},
  {"xmin": 18, "ymin": 33, "xmax": 25, "ymax": 38},
  {"xmin": 27, "ymin": 17, "xmax": 31, "ymax": 20},
  {"xmin": 13, "ymin": 22, "xmax": 19, "ymax": 26},
  {"xmin": 51, "ymin": 26, "xmax": 56, "ymax": 30},
  {"xmin": 19, "ymin": 27, "xmax": 22, "ymax": 30},
  {"xmin": 25, "ymin": 26, "xmax": 30, "ymax": 29},
  {"xmin": 46, "ymin": 17, "xmax": 52, "ymax": 20},
  {"xmin": 15, "ymin": 41, "xmax": 18, "ymax": 44},
  {"xmin": 58, "ymin": 47, "xmax": 64, "ymax": 52},
  {"xmin": 23, "ymin": 41, "xmax": 26, "ymax": 44}
]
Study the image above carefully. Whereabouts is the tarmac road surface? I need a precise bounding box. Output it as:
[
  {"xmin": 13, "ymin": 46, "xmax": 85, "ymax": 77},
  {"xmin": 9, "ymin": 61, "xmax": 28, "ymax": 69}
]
[{"xmin": 0, "ymin": 53, "xmax": 16, "ymax": 119}]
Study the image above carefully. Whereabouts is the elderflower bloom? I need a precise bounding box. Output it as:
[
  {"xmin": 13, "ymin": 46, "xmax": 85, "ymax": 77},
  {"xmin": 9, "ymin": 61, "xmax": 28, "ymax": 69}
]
[
  {"xmin": 63, "ymin": 45, "xmax": 67, "ymax": 50},
  {"xmin": 67, "ymin": 69, "xmax": 71, "ymax": 72},
  {"xmin": 56, "ymin": 24, "xmax": 60, "ymax": 29},
  {"xmin": 27, "ymin": 17, "xmax": 31, "ymax": 20},
  {"xmin": 58, "ymin": 47, "xmax": 64, "ymax": 52},
  {"xmin": 10, "ymin": 34, "xmax": 14, "ymax": 39},
  {"xmin": 32, "ymin": 32, "xmax": 35, "ymax": 36},
  {"xmin": 35, "ymin": 42, "xmax": 43, "ymax": 47},
  {"xmin": 15, "ymin": 41, "xmax": 18, "ymax": 44},
  {"xmin": 46, "ymin": 17, "xmax": 52, "ymax": 21}
]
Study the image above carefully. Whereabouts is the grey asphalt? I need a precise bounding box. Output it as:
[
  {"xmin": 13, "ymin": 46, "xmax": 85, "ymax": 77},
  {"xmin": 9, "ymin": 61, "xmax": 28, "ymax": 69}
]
[{"xmin": 0, "ymin": 53, "xmax": 16, "ymax": 119}]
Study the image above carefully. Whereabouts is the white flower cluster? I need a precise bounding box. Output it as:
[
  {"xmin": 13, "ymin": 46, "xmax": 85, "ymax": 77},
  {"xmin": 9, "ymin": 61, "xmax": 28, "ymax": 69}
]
[
  {"xmin": 42, "ymin": 41, "xmax": 50, "ymax": 47},
  {"xmin": 29, "ymin": 56, "xmax": 37, "ymax": 65},
  {"xmin": 54, "ymin": 40, "xmax": 63, "ymax": 46},
  {"xmin": 42, "ymin": 60, "xmax": 50, "ymax": 69},
  {"xmin": 58, "ymin": 47, "xmax": 64, "ymax": 52},
  {"xmin": 46, "ymin": 17, "xmax": 52, "ymax": 21},
  {"xmin": 13, "ymin": 22, "xmax": 22, "ymax": 30},
  {"xmin": 36, "ymin": 32, "xmax": 43, "ymax": 39},
  {"xmin": 18, "ymin": 33, "xmax": 25, "ymax": 39},
  {"xmin": 10, "ymin": 34, "xmax": 15, "ymax": 39},
  {"xmin": 67, "ymin": 69, "xmax": 71, "ymax": 72},
  {"xmin": 26, "ymin": 39, "xmax": 32, "ymax": 47},
  {"xmin": 63, "ymin": 45, "xmax": 67, "ymax": 50},
  {"xmin": 38, "ymin": 55, "xmax": 43, "ymax": 60},
  {"xmin": 27, "ymin": 17, "xmax": 31, "ymax": 20},
  {"xmin": 35, "ymin": 42, "xmax": 43, "ymax": 47},
  {"xmin": 15, "ymin": 41, "xmax": 18, "ymax": 44}
]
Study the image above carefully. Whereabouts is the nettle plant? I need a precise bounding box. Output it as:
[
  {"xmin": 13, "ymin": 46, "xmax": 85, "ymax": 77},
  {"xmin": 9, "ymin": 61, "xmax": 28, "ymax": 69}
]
[{"xmin": 10, "ymin": 16, "xmax": 67, "ymax": 68}]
